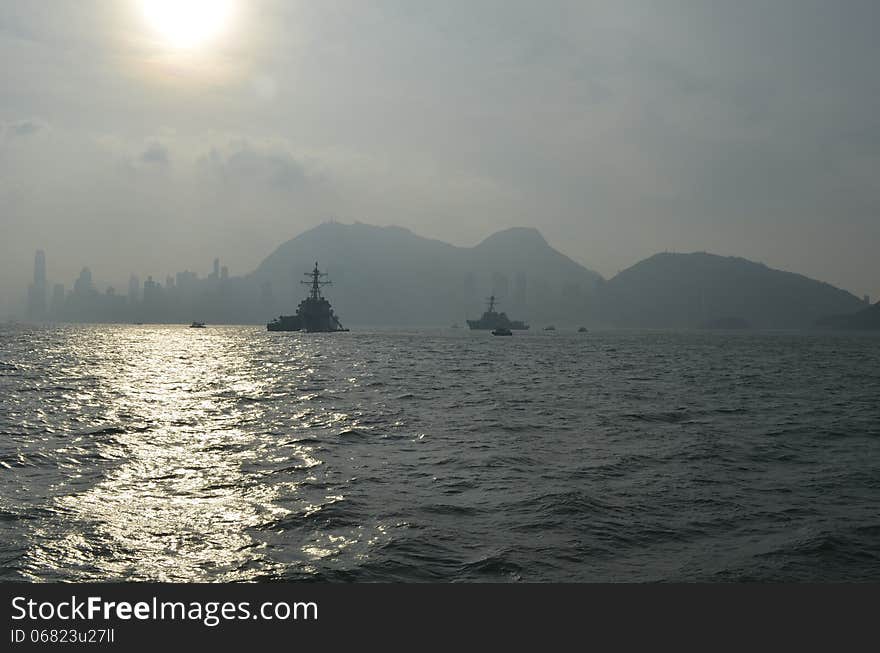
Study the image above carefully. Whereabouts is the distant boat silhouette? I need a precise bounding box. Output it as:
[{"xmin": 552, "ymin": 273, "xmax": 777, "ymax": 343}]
[
  {"xmin": 491, "ymin": 327, "xmax": 513, "ymax": 336},
  {"xmin": 544, "ymin": 325, "xmax": 556, "ymax": 331},
  {"xmin": 578, "ymin": 326, "xmax": 588, "ymax": 333},
  {"xmin": 267, "ymin": 261, "xmax": 349, "ymax": 332},
  {"xmin": 467, "ymin": 296, "xmax": 528, "ymax": 330},
  {"xmin": 190, "ymin": 321, "xmax": 206, "ymax": 328}
]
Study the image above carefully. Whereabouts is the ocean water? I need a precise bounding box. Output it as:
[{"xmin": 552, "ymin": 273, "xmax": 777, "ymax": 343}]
[{"xmin": 1, "ymin": 324, "xmax": 878, "ymax": 582}]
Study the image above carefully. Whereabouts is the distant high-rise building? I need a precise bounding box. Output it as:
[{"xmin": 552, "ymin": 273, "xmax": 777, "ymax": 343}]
[
  {"xmin": 128, "ymin": 275, "xmax": 140, "ymax": 304},
  {"xmin": 143, "ymin": 275, "xmax": 160, "ymax": 306},
  {"xmin": 73, "ymin": 267, "xmax": 95, "ymax": 296},
  {"xmin": 491, "ymin": 272, "xmax": 510, "ymax": 300},
  {"xmin": 175, "ymin": 270, "xmax": 197, "ymax": 291},
  {"xmin": 34, "ymin": 250, "xmax": 46, "ymax": 286},
  {"xmin": 514, "ymin": 271, "xmax": 527, "ymax": 306},
  {"xmin": 220, "ymin": 265, "xmax": 228, "ymax": 281},
  {"xmin": 462, "ymin": 271, "xmax": 476, "ymax": 314},
  {"xmin": 27, "ymin": 249, "xmax": 48, "ymax": 320},
  {"xmin": 212, "ymin": 258, "xmax": 220, "ymax": 280}
]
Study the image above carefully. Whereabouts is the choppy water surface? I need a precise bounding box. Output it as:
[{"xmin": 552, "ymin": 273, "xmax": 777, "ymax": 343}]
[{"xmin": 1, "ymin": 324, "xmax": 878, "ymax": 582}]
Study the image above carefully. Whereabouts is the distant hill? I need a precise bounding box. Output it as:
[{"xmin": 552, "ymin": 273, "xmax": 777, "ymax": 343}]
[
  {"xmin": 597, "ymin": 252, "xmax": 866, "ymax": 329},
  {"xmin": 249, "ymin": 222, "xmax": 602, "ymax": 326},
  {"xmin": 816, "ymin": 302, "xmax": 880, "ymax": 330},
  {"xmin": 38, "ymin": 221, "xmax": 869, "ymax": 328}
]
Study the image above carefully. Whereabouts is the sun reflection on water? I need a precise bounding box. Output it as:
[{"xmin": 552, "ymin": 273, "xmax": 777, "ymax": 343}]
[
  {"xmin": 25, "ymin": 327, "xmax": 294, "ymax": 581},
  {"xmin": 11, "ymin": 325, "xmax": 400, "ymax": 581}
]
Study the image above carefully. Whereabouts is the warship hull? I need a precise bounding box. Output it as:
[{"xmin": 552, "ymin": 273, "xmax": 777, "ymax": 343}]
[
  {"xmin": 267, "ymin": 315, "xmax": 302, "ymax": 331},
  {"xmin": 297, "ymin": 297, "xmax": 348, "ymax": 332},
  {"xmin": 467, "ymin": 318, "xmax": 529, "ymax": 330}
]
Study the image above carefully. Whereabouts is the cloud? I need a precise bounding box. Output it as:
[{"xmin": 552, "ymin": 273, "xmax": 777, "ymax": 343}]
[
  {"xmin": 197, "ymin": 140, "xmax": 311, "ymax": 190},
  {"xmin": 2, "ymin": 118, "xmax": 47, "ymax": 137},
  {"xmin": 140, "ymin": 142, "xmax": 169, "ymax": 166}
]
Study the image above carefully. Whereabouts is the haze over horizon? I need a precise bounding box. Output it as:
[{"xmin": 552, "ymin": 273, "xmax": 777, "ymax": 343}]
[{"xmin": 3, "ymin": 0, "xmax": 879, "ymax": 316}]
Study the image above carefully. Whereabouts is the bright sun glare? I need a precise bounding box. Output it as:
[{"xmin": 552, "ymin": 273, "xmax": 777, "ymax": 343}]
[{"xmin": 140, "ymin": 0, "xmax": 234, "ymax": 49}]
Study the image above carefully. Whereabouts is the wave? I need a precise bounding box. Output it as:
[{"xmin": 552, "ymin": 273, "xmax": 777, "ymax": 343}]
[
  {"xmin": 337, "ymin": 429, "xmax": 369, "ymax": 440},
  {"xmin": 625, "ymin": 408, "xmax": 693, "ymax": 423},
  {"xmin": 458, "ymin": 552, "xmax": 523, "ymax": 579},
  {"xmin": 420, "ymin": 503, "xmax": 482, "ymax": 516}
]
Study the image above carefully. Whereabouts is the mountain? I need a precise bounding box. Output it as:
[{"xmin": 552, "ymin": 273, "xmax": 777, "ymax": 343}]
[
  {"xmin": 816, "ymin": 301, "xmax": 880, "ymax": 329},
  {"xmin": 39, "ymin": 221, "xmax": 869, "ymax": 329},
  {"xmin": 597, "ymin": 252, "xmax": 866, "ymax": 329},
  {"xmin": 249, "ymin": 222, "xmax": 602, "ymax": 326}
]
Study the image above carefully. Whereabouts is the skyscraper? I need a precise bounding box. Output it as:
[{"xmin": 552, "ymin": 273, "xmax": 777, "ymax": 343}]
[
  {"xmin": 514, "ymin": 270, "xmax": 527, "ymax": 308},
  {"xmin": 34, "ymin": 250, "xmax": 46, "ymax": 286},
  {"xmin": 128, "ymin": 274, "xmax": 141, "ymax": 304},
  {"xmin": 27, "ymin": 249, "xmax": 48, "ymax": 320},
  {"xmin": 73, "ymin": 267, "xmax": 95, "ymax": 296}
]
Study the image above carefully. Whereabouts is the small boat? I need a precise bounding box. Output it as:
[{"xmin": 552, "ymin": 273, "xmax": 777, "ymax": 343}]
[
  {"xmin": 491, "ymin": 327, "xmax": 512, "ymax": 336},
  {"xmin": 578, "ymin": 326, "xmax": 588, "ymax": 333},
  {"xmin": 544, "ymin": 325, "xmax": 556, "ymax": 331},
  {"xmin": 190, "ymin": 321, "xmax": 206, "ymax": 328}
]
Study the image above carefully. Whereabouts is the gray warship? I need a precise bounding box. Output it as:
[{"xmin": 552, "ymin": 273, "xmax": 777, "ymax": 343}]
[
  {"xmin": 267, "ymin": 262, "xmax": 349, "ymax": 332},
  {"xmin": 466, "ymin": 295, "xmax": 529, "ymax": 330}
]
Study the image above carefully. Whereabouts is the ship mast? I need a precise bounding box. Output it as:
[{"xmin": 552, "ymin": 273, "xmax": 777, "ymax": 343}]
[
  {"xmin": 302, "ymin": 261, "xmax": 331, "ymax": 300},
  {"xmin": 486, "ymin": 295, "xmax": 497, "ymax": 312}
]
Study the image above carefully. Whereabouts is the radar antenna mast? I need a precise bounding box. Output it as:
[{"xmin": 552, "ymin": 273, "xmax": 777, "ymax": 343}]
[{"xmin": 301, "ymin": 261, "xmax": 332, "ymax": 300}]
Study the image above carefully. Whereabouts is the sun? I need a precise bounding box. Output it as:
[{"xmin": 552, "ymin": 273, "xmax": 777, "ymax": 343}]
[{"xmin": 140, "ymin": 0, "xmax": 234, "ymax": 50}]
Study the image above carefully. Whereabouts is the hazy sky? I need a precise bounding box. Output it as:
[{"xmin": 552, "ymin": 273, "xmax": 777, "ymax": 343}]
[{"xmin": 2, "ymin": 0, "xmax": 879, "ymax": 315}]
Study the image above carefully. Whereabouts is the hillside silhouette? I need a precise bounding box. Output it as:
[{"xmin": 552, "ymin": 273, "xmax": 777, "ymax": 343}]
[
  {"xmin": 816, "ymin": 301, "xmax": 880, "ymax": 330},
  {"xmin": 597, "ymin": 252, "xmax": 866, "ymax": 329},
  {"xmin": 250, "ymin": 222, "xmax": 602, "ymax": 326},
  {"xmin": 33, "ymin": 222, "xmax": 870, "ymax": 328}
]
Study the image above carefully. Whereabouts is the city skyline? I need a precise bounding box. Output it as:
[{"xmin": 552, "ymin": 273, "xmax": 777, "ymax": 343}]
[
  {"xmin": 16, "ymin": 234, "xmax": 876, "ymax": 323},
  {"xmin": 12, "ymin": 220, "xmax": 871, "ymax": 328},
  {"xmin": 20, "ymin": 246, "xmax": 238, "ymax": 323}
]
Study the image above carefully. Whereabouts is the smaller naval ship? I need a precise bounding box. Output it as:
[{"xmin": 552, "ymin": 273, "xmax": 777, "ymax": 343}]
[
  {"xmin": 466, "ymin": 295, "xmax": 529, "ymax": 331},
  {"xmin": 267, "ymin": 262, "xmax": 349, "ymax": 332}
]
